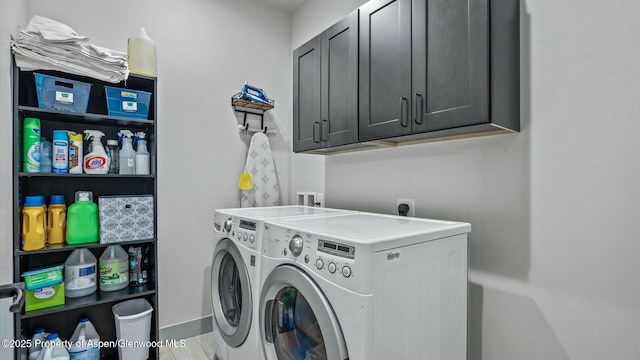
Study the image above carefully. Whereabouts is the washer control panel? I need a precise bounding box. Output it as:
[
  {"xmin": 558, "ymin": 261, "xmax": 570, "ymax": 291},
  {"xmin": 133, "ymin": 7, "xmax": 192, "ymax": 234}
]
[{"xmin": 233, "ymin": 218, "xmax": 258, "ymax": 250}]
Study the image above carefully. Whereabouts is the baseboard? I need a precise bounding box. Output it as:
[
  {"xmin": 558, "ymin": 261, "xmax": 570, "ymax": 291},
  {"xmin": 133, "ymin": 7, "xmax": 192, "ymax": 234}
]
[{"xmin": 160, "ymin": 316, "xmax": 213, "ymax": 341}]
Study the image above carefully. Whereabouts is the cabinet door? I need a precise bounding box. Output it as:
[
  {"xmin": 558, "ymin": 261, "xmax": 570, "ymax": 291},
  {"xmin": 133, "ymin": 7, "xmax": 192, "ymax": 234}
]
[
  {"xmin": 359, "ymin": 0, "xmax": 412, "ymax": 141},
  {"xmin": 412, "ymin": 0, "xmax": 489, "ymax": 132},
  {"xmin": 321, "ymin": 10, "xmax": 359, "ymax": 148},
  {"xmin": 293, "ymin": 35, "xmax": 322, "ymax": 152}
]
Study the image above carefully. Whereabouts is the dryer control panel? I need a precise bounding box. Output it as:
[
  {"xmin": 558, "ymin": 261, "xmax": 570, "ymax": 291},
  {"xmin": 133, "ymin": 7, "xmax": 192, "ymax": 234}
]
[{"xmin": 264, "ymin": 225, "xmax": 372, "ymax": 294}]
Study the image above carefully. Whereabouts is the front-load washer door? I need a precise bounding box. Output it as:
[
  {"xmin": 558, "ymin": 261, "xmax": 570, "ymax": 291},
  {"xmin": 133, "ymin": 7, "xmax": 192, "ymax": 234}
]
[
  {"xmin": 212, "ymin": 238, "xmax": 252, "ymax": 348},
  {"xmin": 259, "ymin": 265, "xmax": 348, "ymax": 360}
]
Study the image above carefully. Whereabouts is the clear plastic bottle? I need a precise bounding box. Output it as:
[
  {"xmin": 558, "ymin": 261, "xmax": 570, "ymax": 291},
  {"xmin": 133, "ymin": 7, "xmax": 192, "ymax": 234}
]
[
  {"xmin": 118, "ymin": 130, "xmax": 136, "ymax": 174},
  {"xmin": 40, "ymin": 138, "xmax": 52, "ymax": 173},
  {"xmin": 135, "ymin": 132, "xmax": 150, "ymax": 175},
  {"xmin": 99, "ymin": 245, "xmax": 129, "ymax": 291},
  {"xmin": 106, "ymin": 140, "xmax": 119, "ymax": 174},
  {"xmin": 68, "ymin": 317, "xmax": 100, "ymax": 360},
  {"xmin": 35, "ymin": 333, "xmax": 69, "ymax": 360},
  {"xmin": 64, "ymin": 249, "xmax": 97, "ymax": 298},
  {"xmin": 28, "ymin": 327, "xmax": 49, "ymax": 360}
]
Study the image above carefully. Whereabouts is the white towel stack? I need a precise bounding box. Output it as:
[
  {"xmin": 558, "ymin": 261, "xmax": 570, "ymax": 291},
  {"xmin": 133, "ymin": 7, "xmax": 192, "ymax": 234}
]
[{"xmin": 11, "ymin": 16, "xmax": 129, "ymax": 83}]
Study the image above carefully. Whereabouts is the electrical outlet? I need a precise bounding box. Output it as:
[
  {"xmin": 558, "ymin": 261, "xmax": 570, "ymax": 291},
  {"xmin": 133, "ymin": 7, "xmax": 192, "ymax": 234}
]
[{"xmin": 397, "ymin": 198, "xmax": 415, "ymax": 217}]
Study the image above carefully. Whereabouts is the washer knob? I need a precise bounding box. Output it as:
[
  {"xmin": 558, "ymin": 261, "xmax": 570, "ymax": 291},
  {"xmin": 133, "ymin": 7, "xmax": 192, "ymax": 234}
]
[
  {"xmin": 289, "ymin": 235, "xmax": 304, "ymax": 257},
  {"xmin": 249, "ymin": 235, "xmax": 255, "ymax": 243},
  {"xmin": 342, "ymin": 266, "xmax": 352, "ymax": 278},
  {"xmin": 315, "ymin": 259, "xmax": 324, "ymax": 270},
  {"xmin": 328, "ymin": 262, "xmax": 337, "ymax": 274},
  {"xmin": 223, "ymin": 218, "xmax": 233, "ymax": 233}
]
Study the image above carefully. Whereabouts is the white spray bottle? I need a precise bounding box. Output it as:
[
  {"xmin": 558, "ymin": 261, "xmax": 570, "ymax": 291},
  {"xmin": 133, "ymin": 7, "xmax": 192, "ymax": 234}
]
[
  {"xmin": 83, "ymin": 130, "xmax": 110, "ymax": 174},
  {"xmin": 135, "ymin": 131, "xmax": 150, "ymax": 175},
  {"xmin": 118, "ymin": 130, "xmax": 136, "ymax": 174}
]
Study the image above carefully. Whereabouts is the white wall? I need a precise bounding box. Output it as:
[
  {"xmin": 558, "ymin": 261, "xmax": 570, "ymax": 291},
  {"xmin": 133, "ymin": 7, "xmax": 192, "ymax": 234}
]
[
  {"xmin": 0, "ymin": 1, "xmax": 27, "ymax": 354},
  {"xmin": 0, "ymin": 0, "xmax": 293, "ymax": 330},
  {"xmin": 293, "ymin": 0, "xmax": 640, "ymax": 359}
]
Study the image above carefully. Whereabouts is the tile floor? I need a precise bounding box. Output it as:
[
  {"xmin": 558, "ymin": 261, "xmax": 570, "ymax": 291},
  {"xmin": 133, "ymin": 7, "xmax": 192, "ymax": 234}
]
[{"xmin": 159, "ymin": 332, "xmax": 216, "ymax": 360}]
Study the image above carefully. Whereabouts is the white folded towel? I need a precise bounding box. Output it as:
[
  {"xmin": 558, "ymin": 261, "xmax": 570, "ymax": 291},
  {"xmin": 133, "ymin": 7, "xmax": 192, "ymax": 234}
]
[
  {"xmin": 24, "ymin": 15, "xmax": 89, "ymax": 42},
  {"xmin": 11, "ymin": 16, "xmax": 129, "ymax": 83}
]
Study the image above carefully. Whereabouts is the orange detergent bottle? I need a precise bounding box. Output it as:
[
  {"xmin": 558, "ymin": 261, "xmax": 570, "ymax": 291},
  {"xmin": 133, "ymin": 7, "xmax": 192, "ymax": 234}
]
[{"xmin": 47, "ymin": 194, "xmax": 66, "ymax": 245}]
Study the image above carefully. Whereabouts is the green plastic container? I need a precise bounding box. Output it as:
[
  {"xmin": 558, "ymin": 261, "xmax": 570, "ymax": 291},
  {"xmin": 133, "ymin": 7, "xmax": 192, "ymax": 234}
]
[
  {"xmin": 22, "ymin": 265, "xmax": 65, "ymax": 312},
  {"xmin": 66, "ymin": 191, "xmax": 99, "ymax": 245},
  {"xmin": 22, "ymin": 265, "xmax": 63, "ymax": 290},
  {"xmin": 23, "ymin": 117, "xmax": 41, "ymax": 172},
  {"xmin": 25, "ymin": 282, "xmax": 65, "ymax": 312}
]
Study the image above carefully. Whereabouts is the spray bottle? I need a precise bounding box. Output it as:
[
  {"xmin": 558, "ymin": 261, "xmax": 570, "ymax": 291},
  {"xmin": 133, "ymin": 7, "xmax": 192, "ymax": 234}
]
[
  {"xmin": 118, "ymin": 130, "xmax": 136, "ymax": 174},
  {"xmin": 135, "ymin": 131, "xmax": 150, "ymax": 175},
  {"xmin": 83, "ymin": 131, "xmax": 109, "ymax": 174}
]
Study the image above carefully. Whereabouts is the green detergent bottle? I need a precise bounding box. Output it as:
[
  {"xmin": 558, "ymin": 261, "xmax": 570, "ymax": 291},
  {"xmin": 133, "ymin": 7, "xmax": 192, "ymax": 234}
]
[{"xmin": 66, "ymin": 191, "xmax": 99, "ymax": 245}]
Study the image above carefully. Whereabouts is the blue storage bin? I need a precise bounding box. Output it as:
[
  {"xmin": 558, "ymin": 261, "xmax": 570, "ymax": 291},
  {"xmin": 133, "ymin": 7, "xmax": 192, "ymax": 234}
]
[
  {"xmin": 34, "ymin": 73, "xmax": 92, "ymax": 113},
  {"xmin": 105, "ymin": 86, "xmax": 151, "ymax": 119}
]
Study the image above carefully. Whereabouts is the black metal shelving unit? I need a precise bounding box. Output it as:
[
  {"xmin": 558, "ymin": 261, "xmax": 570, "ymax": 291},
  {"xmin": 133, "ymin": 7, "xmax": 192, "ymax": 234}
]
[{"xmin": 12, "ymin": 63, "xmax": 159, "ymax": 359}]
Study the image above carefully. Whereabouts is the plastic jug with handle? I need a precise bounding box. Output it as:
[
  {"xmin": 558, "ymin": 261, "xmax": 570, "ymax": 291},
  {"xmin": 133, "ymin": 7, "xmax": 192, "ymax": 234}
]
[
  {"xmin": 66, "ymin": 191, "xmax": 99, "ymax": 245},
  {"xmin": 22, "ymin": 196, "xmax": 46, "ymax": 251},
  {"xmin": 128, "ymin": 27, "xmax": 157, "ymax": 77},
  {"xmin": 47, "ymin": 195, "xmax": 66, "ymax": 245}
]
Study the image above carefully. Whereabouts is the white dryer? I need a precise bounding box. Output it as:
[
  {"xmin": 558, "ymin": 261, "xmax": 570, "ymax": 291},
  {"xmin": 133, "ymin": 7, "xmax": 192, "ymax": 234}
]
[
  {"xmin": 259, "ymin": 212, "xmax": 471, "ymax": 360},
  {"xmin": 211, "ymin": 206, "xmax": 354, "ymax": 360}
]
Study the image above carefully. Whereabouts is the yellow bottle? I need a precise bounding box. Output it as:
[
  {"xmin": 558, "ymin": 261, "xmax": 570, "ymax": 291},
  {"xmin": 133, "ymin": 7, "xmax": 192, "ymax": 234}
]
[
  {"xmin": 128, "ymin": 27, "xmax": 157, "ymax": 77},
  {"xmin": 47, "ymin": 195, "xmax": 66, "ymax": 245},
  {"xmin": 21, "ymin": 196, "xmax": 46, "ymax": 251}
]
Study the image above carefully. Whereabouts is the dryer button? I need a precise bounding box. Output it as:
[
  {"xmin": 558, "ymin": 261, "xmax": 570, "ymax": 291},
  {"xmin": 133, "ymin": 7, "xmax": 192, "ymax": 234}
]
[
  {"xmin": 304, "ymin": 255, "xmax": 310, "ymax": 263},
  {"xmin": 328, "ymin": 262, "xmax": 337, "ymax": 274},
  {"xmin": 315, "ymin": 259, "xmax": 324, "ymax": 270},
  {"xmin": 243, "ymin": 233, "xmax": 248, "ymax": 241},
  {"xmin": 249, "ymin": 235, "xmax": 255, "ymax": 243},
  {"xmin": 237, "ymin": 232, "xmax": 242, "ymax": 240},
  {"xmin": 342, "ymin": 266, "xmax": 352, "ymax": 278}
]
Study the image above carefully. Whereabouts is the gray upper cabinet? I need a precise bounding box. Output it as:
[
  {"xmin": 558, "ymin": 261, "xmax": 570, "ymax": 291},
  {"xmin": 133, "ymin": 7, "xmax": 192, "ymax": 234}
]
[
  {"xmin": 359, "ymin": 0, "xmax": 412, "ymax": 141},
  {"xmin": 359, "ymin": 0, "xmax": 519, "ymax": 144},
  {"xmin": 293, "ymin": 11, "xmax": 359, "ymax": 152},
  {"xmin": 293, "ymin": 35, "xmax": 321, "ymax": 152},
  {"xmin": 296, "ymin": 0, "xmax": 519, "ymax": 153},
  {"xmin": 412, "ymin": 0, "xmax": 488, "ymax": 133}
]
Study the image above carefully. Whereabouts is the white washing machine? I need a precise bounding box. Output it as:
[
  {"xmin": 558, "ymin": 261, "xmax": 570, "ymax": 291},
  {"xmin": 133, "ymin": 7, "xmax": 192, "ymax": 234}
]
[
  {"xmin": 211, "ymin": 206, "xmax": 354, "ymax": 360},
  {"xmin": 259, "ymin": 212, "xmax": 471, "ymax": 360}
]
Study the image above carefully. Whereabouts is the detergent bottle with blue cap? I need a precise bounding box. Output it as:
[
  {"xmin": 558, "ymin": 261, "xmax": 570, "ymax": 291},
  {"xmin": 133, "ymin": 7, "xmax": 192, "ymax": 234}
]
[
  {"xmin": 22, "ymin": 196, "xmax": 46, "ymax": 251},
  {"xmin": 47, "ymin": 195, "xmax": 66, "ymax": 245}
]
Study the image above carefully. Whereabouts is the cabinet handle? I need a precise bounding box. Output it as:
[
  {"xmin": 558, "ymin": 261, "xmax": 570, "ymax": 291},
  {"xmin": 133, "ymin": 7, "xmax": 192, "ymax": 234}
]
[
  {"xmin": 321, "ymin": 119, "xmax": 329, "ymax": 141},
  {"xmin": 414, "ymin": 93, "xmax": 423, "ymax": 124},
  {"xmin": 313, "ymin": 122, "xmax": 321, "ymax": 143},
  {"xmin": 400, "ymin": 97, "xmax": 408, "ymax": 127}
]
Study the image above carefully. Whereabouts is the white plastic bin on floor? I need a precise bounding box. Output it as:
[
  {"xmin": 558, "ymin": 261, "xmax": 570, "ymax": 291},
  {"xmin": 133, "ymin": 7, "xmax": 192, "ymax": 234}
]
[{"xmin": 112, "ymin": 298, "xmax": 154, "ymax": 360}]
